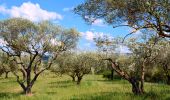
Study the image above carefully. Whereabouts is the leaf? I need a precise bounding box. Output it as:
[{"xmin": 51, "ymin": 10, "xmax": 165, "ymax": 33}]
[{"xmin": 146, "ymin": 2, "xmax": 151, "ymax": 6}]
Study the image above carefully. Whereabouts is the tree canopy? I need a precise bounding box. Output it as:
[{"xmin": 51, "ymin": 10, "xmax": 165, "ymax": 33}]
[
  {"xmin": 0, "ymin": 18, "xmax": 80, "ymax": 94},
  {"xmin": 74, "ymin": 0, "xmax": 170, "ymax": 37}
]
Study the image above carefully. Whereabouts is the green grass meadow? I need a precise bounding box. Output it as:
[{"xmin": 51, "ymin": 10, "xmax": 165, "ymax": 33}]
[{"xmin": 0, "ymin": 72, "xmax": 170, "ymax": 100}]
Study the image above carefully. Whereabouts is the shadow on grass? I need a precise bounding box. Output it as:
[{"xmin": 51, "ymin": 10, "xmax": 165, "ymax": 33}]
[
  {"xmin": 70, "ymin": 91, "xmax": 166, "ymax": 100},
  {"xmin": 70, "ymin": 92, "xmax": 131, "ymax": 100},
  {"xmin": 46, "ymin": 91, "xmax": 57, "ymax": 95},
  {"xmin": 1, "ymin": 80, "xmax": 16, "ymax": 84},
  {"xmin": 95, "ymin": 79, "xmax": 129, "ymax": 85},
  {"xmin": 0, "ymin": 92, "xmax": 21, "ymax": 99},
  {"xmin": 48, "ymin": 80, "xmax": 73, "ymax": 88}
]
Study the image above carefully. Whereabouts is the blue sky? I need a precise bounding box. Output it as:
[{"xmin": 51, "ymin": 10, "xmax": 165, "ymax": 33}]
[{"xmin": 0, "ymin": 0, "xmax": 132, "ymax": 53}]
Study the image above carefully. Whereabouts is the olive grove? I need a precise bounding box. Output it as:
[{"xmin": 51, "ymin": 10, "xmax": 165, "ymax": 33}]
[{"xmin": 0, "ymin": 18, "xmax": 80, "ymax": 95}]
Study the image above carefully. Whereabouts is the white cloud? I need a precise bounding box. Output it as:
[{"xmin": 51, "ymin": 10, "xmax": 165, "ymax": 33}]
[
  {"xmin": 84, "ymin": 16, "xmax": 105, "ymax": 27},
  {"xmin": 81, "ymin": 30, "xmax": 131, "ymax": 52},
  {"xmin": 116, "ymin": 45, "xmax": 131, "ymax": 54},
  {"xmin": 63, "ymin": 7, "xmax": 74, "ymax": 12},
  {"xmin": 0, "ymin": 5, "xmax": 7, "ymax": 14},
  {"xmin": 0, "ymin": 2, "xmax": 63, "ymax": 22},
  {"xmin": 85, "ymin": 31, "xmax": 95, "ymax": 41},
  {"xmin": 80, "ymin": 31, "xmax": 95, "ymax": 41},
  {"xmin": 81, "ymin": 31, "xmax": 106, "ymax": 41},
  {"xmin": 128, "ymin": 27, "xmax": 142, "ymax": 38},
  {"xmin": 81, "ymin": 30, "xmax": 113, "ymax": 43},
  {"xmin": 92, "ymin": 19, "xmax": 105, "ymax": 27}
]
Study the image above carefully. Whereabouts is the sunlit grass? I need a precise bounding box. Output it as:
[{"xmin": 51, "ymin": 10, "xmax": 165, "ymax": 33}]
[{"xmin": 0, "ymin": 72, "xmax": 170, "ymax": 100}]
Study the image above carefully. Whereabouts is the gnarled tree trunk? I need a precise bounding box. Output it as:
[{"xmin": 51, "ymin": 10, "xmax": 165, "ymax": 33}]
[
  {"xmin": 140, "ymin": 64, "xmax": 145, "ymax": 93},
  {"xmin": 69, "ymin": 73, "xmax": 76, "ymax": 82},
  {"xmin": 129, "ymin": 77, "xmax": 142, "ymax": 95},
  {"xmin": 140, "ymin": 58, "xmax": 147, "ymax": 94},
  {"xmin": 5, "ymin": 71, "xmax": 9, "ymax": 78},
  {"xmin": 77, "ymin": 76, "xmax": 82, "ymax": 85},
  {"xmin": 15, "ymin": 70, "xmax": 40, "ymax": 95},
  {"xmin": 105, "ymin": 58, "xmax": 144, "ymax": 95},
  {"xmin": 163, "ymin": 64, "xmax": 170, "ymax": 85},
  {"xmin": 72, "ymin": 76, "xmax": 76, "ymax": 82},
  {"xmin": 111, "ymin": 69, "xmax": 114, "ymax": 80},
  {"xmin": 167, "ymin": 75, "xmax": 170, "ymax": 85},
  {"xmin": 25, "ymin": 86, "xmax": 32, "ymax": 95},
  {"xmin": 18, "ymin": 82, "xmax": 33, "ymax": 95}
]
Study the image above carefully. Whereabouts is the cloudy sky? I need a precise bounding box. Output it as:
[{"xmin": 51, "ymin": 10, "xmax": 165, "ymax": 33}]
[{"xmin": 0, "ymin": 0, "xmax": 133, "ymax": 53}]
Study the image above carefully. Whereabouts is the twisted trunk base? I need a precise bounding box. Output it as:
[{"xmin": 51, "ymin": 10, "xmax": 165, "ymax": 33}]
[
  {"xmin": 25, "ymin": 87, "xmax": 32, "ymax": 95},
  {"xmin": 5, "ymin": 72, "xmax": 9, "ymax": 78},
  {"xmin": 166, "ymin": 76, "xmax": 170, "ymax": 85},
  {"xmin": 77, "ymin": 77, "xmax": 82, "ymax": 85},
  {"xmin": 129, "ymin": 78, "xmax": 144, "ymax": 95}
]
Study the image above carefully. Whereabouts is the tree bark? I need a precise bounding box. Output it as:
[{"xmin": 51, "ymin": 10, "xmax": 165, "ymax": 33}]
[
  {"xmin": 105, "ymin": 58, "xmax": 144, "ymax": 95},
  {"xmin": 5, "ymin": 72, "xmax": 9, "ymax": 78},
  {"xmin": 72, "ymin": 76, "xmax": 76, "ymax": 82},
  {"xmin": 26, "ymin": 68, "xmax": 31, "ymax": 87},
  {"xmin": 163, "ymin": 64, "xmax": 170, "ymax": 85},
  {"xmin": 16, "ymin": 72, "xmax": 40, "ymax": 95},
  {"xmin": 129, "ymin": 78, "xmax": 142, "ymax": 95},
  {"xmin": 77, "ymin": 76, "xmax": 82, "ymax": 85},
  {"xmin": 166, "ymin": 75, "xmax": 170, "ymax": 85},
  {"xmin": 140, "ymin": 62, "xmax": 146, "ymax": 93},
  {"xmin": 69, "ymin": 73, "xmax": 76, "ymax": 82},
  {"xmin": 17, "ymin": 81, "xmax": 26, "ymax": 94},
  {"xmin": 111, "ymin": 69, "xmax": 114, "ymax": 80},
  {"xmin": 25, "ymin": 74, "xmax": 39, "ymax": 95},
  {"xmin": 17, "ymin": 80, "xmax": 33, "ymax": 95},
  {"xmin": 25, "ymin": 86, "xmax": 32, "ymax": 95}
]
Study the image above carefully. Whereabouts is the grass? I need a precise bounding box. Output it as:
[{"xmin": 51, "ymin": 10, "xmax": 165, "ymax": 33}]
[{"xmin": 0, "ymin": 72, "xmax": 170, "ymax": 100}]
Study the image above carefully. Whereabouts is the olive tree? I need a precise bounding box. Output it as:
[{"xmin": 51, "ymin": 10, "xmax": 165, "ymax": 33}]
[
  {"xmin": 51, "ymin": 52, "xmax": 77, "ymax": 81},
  {"xmin": 0, "ymin": 18, "xmax": 80, "ymax": 95},
  {"xmin": 95, "ymin": 33, "xmax": 160, "ymax": 94},
  {"xmin": 95, "ymin": 35, "xmax": 118, "ymax": 80},
  {"xmin": 0, "ymin": 51, "xmax": 6, "ymax": 76},
  {"xmin": 127, "ymin": 35, "xmax": 160, "ymax": 94},
  {"xmin": 154, "ymin": 39, "xmax": 170, "ymax": 84},
  {"xmin": 55, "ymin": 52, "xmax": 99, "ymax": 84},
  {"xmin": 74, "ymin": 0, "xmax": 170, "ymax": 38}
]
